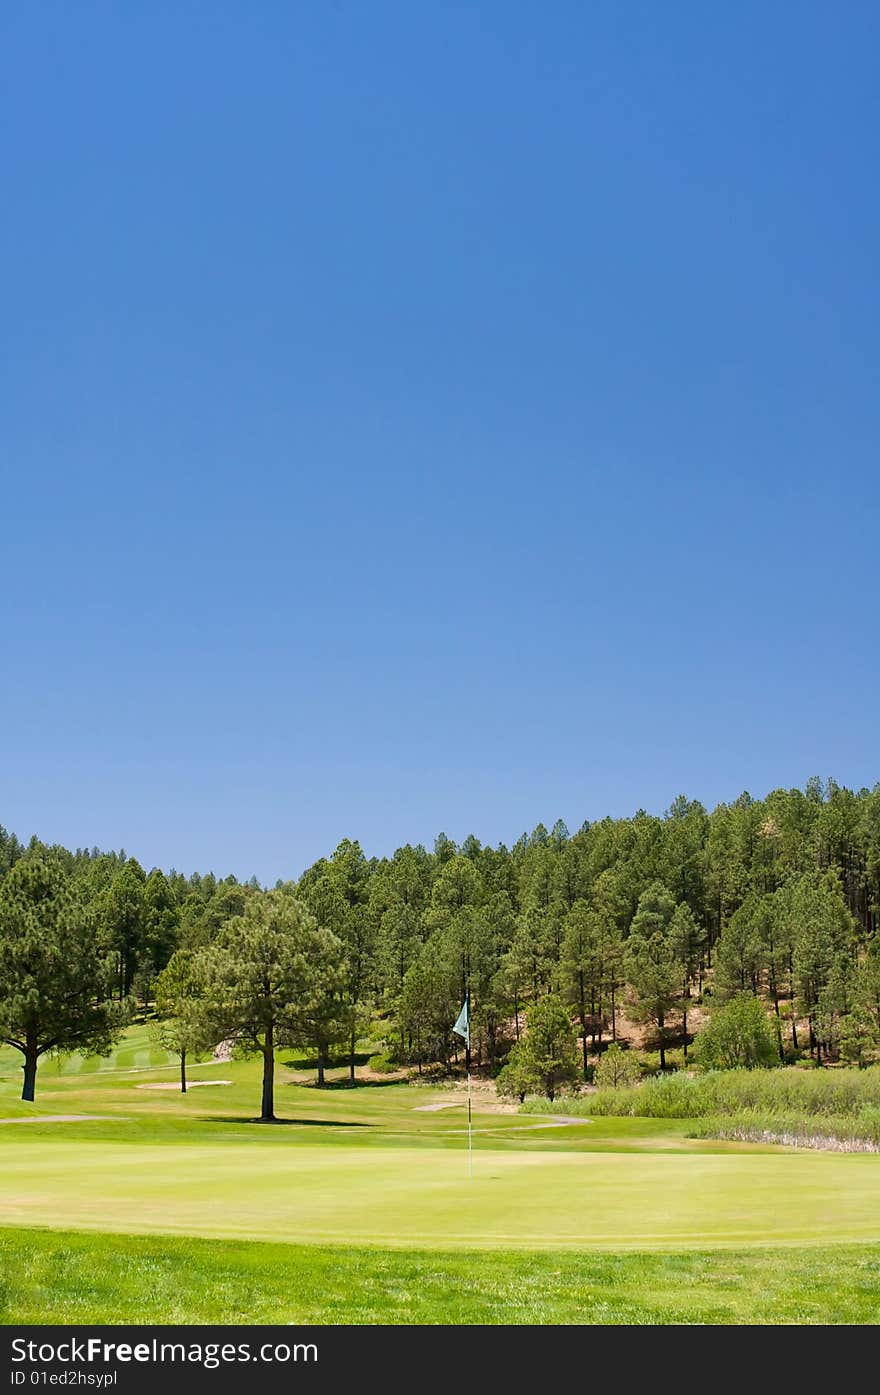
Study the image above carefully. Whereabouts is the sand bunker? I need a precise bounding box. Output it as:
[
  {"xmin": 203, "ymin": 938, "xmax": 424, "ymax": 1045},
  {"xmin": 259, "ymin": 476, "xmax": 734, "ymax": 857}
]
[{"xmin": 136, "ymin": 1080, "xmax": 233, "ymax": 1091}]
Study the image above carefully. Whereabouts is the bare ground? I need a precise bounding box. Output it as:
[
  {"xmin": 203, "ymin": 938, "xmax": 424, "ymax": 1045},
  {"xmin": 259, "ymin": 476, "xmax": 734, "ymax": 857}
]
[{"xmin": 136, "ymin": 1081, "xmax": 233, "ymax": 1091}]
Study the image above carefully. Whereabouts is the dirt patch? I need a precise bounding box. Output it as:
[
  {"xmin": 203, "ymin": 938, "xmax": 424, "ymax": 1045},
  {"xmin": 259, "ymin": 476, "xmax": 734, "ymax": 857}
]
[
  {"xmin": 136, "ymin": 1081, "xmax": 232, "ymax": 1091},
  {"xmin": 410, "ymin": 1091, "xmax": 519, "ymax": 1115}
]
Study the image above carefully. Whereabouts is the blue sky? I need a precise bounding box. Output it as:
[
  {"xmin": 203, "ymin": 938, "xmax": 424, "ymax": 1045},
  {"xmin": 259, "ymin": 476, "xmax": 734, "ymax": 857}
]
[{"xmin": 2, "ymin": 2, "xmax": 878, "ymax": 882}]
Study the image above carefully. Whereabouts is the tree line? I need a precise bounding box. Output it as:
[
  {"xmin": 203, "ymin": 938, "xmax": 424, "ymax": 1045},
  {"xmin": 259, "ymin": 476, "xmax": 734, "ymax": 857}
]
[{"xmin": 2, "ymin": 776, "xmax": 880, "ymax": 1116}]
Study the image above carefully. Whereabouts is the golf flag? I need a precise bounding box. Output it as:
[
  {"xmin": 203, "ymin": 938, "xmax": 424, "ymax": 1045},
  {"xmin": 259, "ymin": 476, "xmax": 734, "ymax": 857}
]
[{"xmin": 453, "ymin": 995, "xmax": 469, "ymax": 1048}]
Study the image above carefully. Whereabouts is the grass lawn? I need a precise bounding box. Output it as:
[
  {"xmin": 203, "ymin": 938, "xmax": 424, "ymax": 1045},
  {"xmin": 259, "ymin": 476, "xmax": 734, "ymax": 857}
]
[
  {"xmin": 3, "ymin": 1228, "xmax": 880, "ymax": 1324},
  {"xmin": 2, "ymin": 1029, "xmax": 880, "ymax": 1322}
]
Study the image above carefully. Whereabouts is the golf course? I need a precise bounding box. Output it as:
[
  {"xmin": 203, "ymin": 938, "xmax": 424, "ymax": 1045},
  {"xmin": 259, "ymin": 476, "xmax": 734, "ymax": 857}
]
[{"xmin": 3, "ymin": 1027, "xmax": 880, "ymax": 1324}]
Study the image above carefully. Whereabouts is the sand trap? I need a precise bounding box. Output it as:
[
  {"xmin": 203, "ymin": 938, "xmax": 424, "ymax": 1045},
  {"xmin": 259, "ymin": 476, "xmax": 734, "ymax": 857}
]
[
  {"xmin": 136, "ymin": 1080, "xmax": 233, "ymax": 1091},
  {"xmin": 413, "ymin": 1101, "xmax": 465, "ymax": 1112}
]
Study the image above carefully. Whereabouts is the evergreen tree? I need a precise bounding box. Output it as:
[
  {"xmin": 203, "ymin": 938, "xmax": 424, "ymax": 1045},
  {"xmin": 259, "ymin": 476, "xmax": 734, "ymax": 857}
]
[
  {"xmin": 503, "ymin": 995, "xmax": 578, "ymax": 1101},
  {"xmin": 153, "ymin": 949, "xmax": 206, "ymax": 1092},
  {"xmin": 0, "ymin": 848, "xmax": 123, "ymax": 1100},
  {"xmin": 193, "ymin": 889, "xmax": 347, "ymax": 1119},
  {"xmin": 624, "ymin": 882, "xmax": 680, "ymax": 1070}
]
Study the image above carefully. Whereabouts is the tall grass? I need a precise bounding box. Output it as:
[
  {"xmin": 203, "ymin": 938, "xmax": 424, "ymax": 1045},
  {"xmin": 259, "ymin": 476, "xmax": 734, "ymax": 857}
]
[
  {"xmin": 522, "ymin": 1067, "xmax": 880, "ymax": 1120},
  {"xmin": 688, "ymin": 1111, "xmax": 880, "ymax": 1152}
]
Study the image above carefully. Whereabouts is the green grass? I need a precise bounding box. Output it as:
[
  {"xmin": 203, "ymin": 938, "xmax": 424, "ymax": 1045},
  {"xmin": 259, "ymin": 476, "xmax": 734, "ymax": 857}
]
[
  {"xmin": 3, "ymin": 1028, "xmax": 880, "ymax": 1321},
  {"xmin": 4, "ymin": 1136, "xmax": 880, "ymax": 1249},
  {"xmin": 0, "ymin": 1024, "xmax": 179, "ymax": 1079},
  {"xmin": 3, "ymin": 1228, "xmax": 880, "ymax": 1324}
]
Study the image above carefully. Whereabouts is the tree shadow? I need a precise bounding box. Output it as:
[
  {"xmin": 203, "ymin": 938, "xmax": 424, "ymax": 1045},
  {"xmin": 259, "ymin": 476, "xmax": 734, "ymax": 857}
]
[
  {"xmin": 200, "ymin": 1115, "xmax": 371, "ymax": 1128},
  {"xmin": 303, "ymin": 1077, "xmax": 406, "ymax": 1090},
  {"xmin": 282, "ymin": 1052, "xmax": 372, "ymax": 1070}
]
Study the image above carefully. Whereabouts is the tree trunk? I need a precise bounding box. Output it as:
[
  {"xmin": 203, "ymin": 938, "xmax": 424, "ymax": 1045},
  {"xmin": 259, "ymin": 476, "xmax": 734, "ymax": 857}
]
[
  {"xmin": 771, "ymin": 992, "xmax": 784, "ymax": 1061},
  {"xmin": 611, "ymin": 981, "xmax": 616, "ymax": 1041},
  {"xmin": 317, "ymin": 1042, "xmax": 326, "ymax": 1088},
  {"xmin": 682, "ymin": 1005, "xmax": 688, "ymax": 1062},
  {"xmin": 788, "ymin": 957, "xmax": 798, "ymax": 1052},
  {"xmin": 260, "ymin": 1027, "xmax": 275, "ymax": 1121},
  {"xmin": 180, "ymin": 1048, "xmax": 187, "ymax": 1094},
  {"xmin": 658, "ymin": 1013, "xmax": 666, "ymax": 1071},
  {"xmin": 21, "ymin": 1043, "xmax": 38, "ymax": 1103},
  {"xmin": 349, "ymin": 1022, "xmax": 356, "ymax": 1083},
  {"xmin": 514, "ymin": 989, "xmax": 520, "ymax": 1041},
  {"xmin": 579, "ymin": 972, "xmax": 588, "ymax": 1080}
]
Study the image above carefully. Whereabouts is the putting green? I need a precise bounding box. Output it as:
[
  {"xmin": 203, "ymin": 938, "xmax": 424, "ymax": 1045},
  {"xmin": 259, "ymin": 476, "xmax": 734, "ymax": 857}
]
[{"xmin": 2, "ymin": 1139, "xmax": 880, "ymax": 1250}]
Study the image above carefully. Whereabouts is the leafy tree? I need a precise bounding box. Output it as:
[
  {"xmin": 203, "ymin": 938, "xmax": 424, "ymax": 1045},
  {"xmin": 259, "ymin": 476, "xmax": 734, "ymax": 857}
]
[
  {"xmin": 504, "ymin": 995, "xmax": 578, "ymax": 1101},
  {"xmin": 593, "ymin": 1040, "xmax": 640, "ymax": 1089},
  {"xmin": 193, "ymin": 890, "xmax": 346, "ymax": 1119},
  {"xmin": 693, "ymin": 994, "xmax": 777, "ymax": 1071},
  {"xmin": 0, "ymin": 849, "xmax": 123, "ymax": 1100}
]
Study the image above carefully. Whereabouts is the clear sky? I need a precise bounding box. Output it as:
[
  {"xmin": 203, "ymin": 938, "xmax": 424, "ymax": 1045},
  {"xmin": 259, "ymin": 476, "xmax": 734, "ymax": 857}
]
[{"xmin": 3, "ymin": 2, "xmax": 878, "ymax": 883}]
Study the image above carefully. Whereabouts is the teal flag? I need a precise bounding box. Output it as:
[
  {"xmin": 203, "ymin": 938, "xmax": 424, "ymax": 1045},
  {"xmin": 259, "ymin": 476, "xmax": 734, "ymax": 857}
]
[{"xmin": 453, "ymin": 996, "xmax": 469, "ymax": 1047}]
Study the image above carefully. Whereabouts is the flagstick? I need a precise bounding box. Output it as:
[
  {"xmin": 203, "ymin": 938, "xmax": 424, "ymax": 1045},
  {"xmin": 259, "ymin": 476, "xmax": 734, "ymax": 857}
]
[
  {"xmin": 453, "ymin": 994, "xmax": 473, "ymax": 1180},
  {"xmin": 467, "ymin": 1058, "xmax": 473, "ymax": 1181}
]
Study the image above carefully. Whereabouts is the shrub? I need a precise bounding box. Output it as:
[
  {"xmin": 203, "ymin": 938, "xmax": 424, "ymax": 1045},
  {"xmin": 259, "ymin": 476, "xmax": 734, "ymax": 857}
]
[
  {"xmin": 368, "ymin": 1049, "xmax": 400, "ymax": 1074},
  {"xmin": 495, "ymin": 1058, "xmax": 534, "ymax": 1102},
  {"xmin": 593, "ymin": 1042, "xmax": 640, "ymax": 1090},
  {"xmin": 693, "ymin": 994, "xmax": 778, "ymax": 1072}
]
